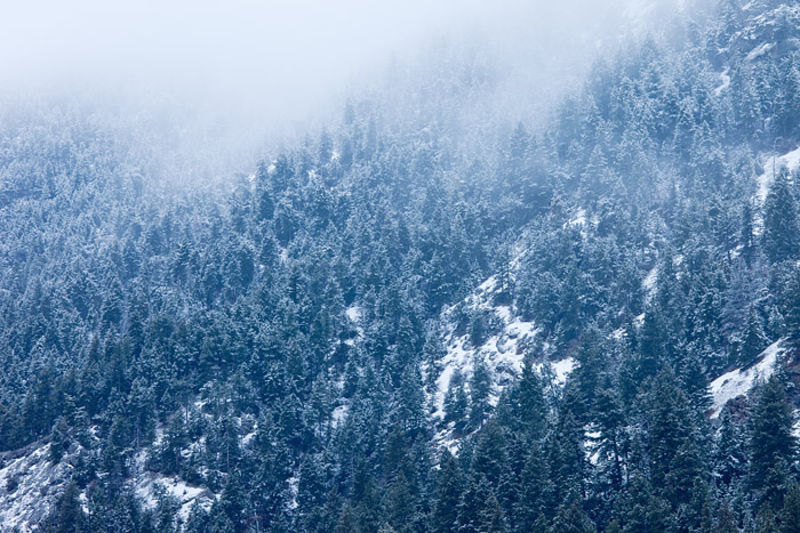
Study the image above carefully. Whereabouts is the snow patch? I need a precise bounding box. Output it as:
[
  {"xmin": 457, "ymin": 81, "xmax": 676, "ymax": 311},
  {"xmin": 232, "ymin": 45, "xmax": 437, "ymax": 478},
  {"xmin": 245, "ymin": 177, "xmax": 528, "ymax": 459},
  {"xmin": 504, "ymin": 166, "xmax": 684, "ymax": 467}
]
[
  {"xmin": 569, "ymin": 207, "xmax": 587, "ymax": 227},
  {"xmin": 428, "ymin": 263, "xmax": 572, "ymax": 421},
  {"xmin": 241, "ymin": 430, "xmax": 257, "ymax": 449},
  {"xmin": 425, "ymin": 248, "xmax": 578, "ymax": 452},
  {"xmin": 287, "ymin": 476, "xmax": 299, "ymax": 510},
  {"xmin": 0, "ymin": 444, "xmax": 72, "ymax": 532},
  {"xmin": 550, "ymin": 358, "xmax": 577, "ymax": 385},
  {"xmin": 643, "ymin": 265, "xmax": 658, "ymax": 301},
  {"xmin": 331, "ymin": 404, "xmax": 349, "ymax": 428},
  {"xmin": 135, "ymin": 473, "xmax": 215, "ymax": 523},
  {"xmin": 713, "ymin": 68, "xmax": 730, "ymax": 96},
  {"xmin": 345, "ymin": 305, "xmax": 364, "ymax": 342},
  {"xmin": 753, "ymin": 146, "xmax": 800, "ymax": 234},
  {"xmin": 708, "ymin": 339, "xmax": 785, "ymax": 418},
  {"xmin": 345, "ymin": 305, "xmax": 362, "ymax": 324},
  {"xmin": 585, "ymin": 428, "xmax": 602, "ymax": 466},
  {"xmin": 755, "ymin": 146, "xmax": 800, "ymax": 205},
  {"xmin": 746, "ymin": 42, "xmax": 774, "ymax": 61}
]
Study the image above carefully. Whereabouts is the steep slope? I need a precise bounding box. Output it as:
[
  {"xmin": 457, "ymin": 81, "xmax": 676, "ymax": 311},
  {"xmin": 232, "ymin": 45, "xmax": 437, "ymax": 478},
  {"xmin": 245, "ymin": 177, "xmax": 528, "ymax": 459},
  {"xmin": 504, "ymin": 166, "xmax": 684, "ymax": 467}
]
[
  {"xmin": 4, "ymin": 0, "xmax": 800, "ymax": 531},
  {"xmin": 424, "ymin": 255, "xmax": 576, "ymax": 448},
  {"xmin": 0, "ymin": 445, "xmax": 74, "ymax": 531},
  {"xmin": 709, "ymin": 338, "xmax": 786, "ymax": 417}
]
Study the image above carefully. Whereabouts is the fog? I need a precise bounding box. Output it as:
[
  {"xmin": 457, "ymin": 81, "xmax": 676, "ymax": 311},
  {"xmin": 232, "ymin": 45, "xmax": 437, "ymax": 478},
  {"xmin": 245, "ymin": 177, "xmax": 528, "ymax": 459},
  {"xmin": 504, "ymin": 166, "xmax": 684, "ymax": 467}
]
[{"xmin": 0, "ymin": 0, "xmax": 693, "ymax": 179}]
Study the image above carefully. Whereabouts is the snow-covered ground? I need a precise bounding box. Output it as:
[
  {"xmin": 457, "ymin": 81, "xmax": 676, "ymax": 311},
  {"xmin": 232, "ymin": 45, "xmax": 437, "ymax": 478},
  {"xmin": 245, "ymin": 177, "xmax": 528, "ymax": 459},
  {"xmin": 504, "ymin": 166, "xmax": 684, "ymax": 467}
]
[
  {"xmin": 569, "ymin": 207, "xmax": 587, "ymax": 227},
  {"xmin": 746, "ymin": 41, "xmax": 775, "ymax": 62},
  {"xmin": 0, "ymin": 444, "xmax": 72, "ymax": 532},
  {"xmin": 423, "ymin": 253, "xmax": 578, "ymax": 453},
  {"xmin": 345, "ymin": 305, "xmax": 364, "ymax": 346},
  {"xmin": 713, "ymin": 68, "xmax": 731, "ymax": 96},
  {"xmin": 330, "ymin": 307, "xmax": 363, "ymax": 428},
  {"xmin": 708, "ymin": 339, "xmax": 785, "ymax": 418},
  {"xmin": 566, "ymin": 206, "xmax": 598, "ymax": 238},
  {"xmin": 642, "ymin": 265, "xmax": 658, "ymax": 302},
  {"xmin": 755, "ymin": 146, "xmax": 800, "ymax": 205},
  {"xmin": 134, "ymin": 473, "xmax": 215, "ymax": 523},
  {"xmin": 287, "ymin": 476, "xmax": 299, "ymax": 510},
  {"xmin": 241, "ymin": 427, "xmax": 258, "ymax": 449},
  {"xmin": 331, "ymin": 404, "xmax": 350, "ymax": 429},
  {"xmin": 585, "ymin": 428, "xmax": 603, "ymax": 466},
  {"xmin": 345, "ymin": 305, "xmax": 362, "ymax": 324},
  {"xmin": 128, "ymin": 400, "xmax": 236, "ymax": 523},
  {"xmin": 752, "ymin": 146, "xmax": 800, "ymax": 235},
  {"xmin": 427, "ymin": 264, "xmax": 575, "ymax": 425}
]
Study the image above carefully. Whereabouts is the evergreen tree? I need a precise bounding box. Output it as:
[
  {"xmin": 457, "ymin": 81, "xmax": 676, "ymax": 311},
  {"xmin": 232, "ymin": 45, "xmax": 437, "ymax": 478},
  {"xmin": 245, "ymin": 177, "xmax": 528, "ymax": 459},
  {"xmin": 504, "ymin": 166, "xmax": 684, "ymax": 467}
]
[
  {"xmin": 430, "ymin": 449, "xmax": 464, "ymax": 533},
  {"xmin": 469, "ymin": 357, "xmax": 493, "ymax": 431},
  {"xmin": 749, "ymin": 375, "xmax": 797, "ymax": 509},
  {"xmin": 763, "ymin": 168, "xmax": 798, "ymax": 264},
  {"xmin": 456, "ymin": 474, "xmax": 498, "ymax": 533},
  {"xmin": 781, "ymin": 481, "xmax": 800, "ymax": 533},
  {"xmin": 741, "ymin": 201, "xmax": 756, "ymax": 265},
  {"xmin": 444, "ymin": 369, "xmax": 469, "ymax": 434},
  {"xmin": 739, "ymin": 306, "xmax": 769, "ymax": 366},
  {"xmin": 782, "ymin": 270, "xmax": 800, "ymax": 345},
  {"xmin": 549, "ymin": 491, "xmax": 596, "ymax": 533},
  {"xmin": 43, "ymin": 482, "xmax": 87, "ymax": 533}
]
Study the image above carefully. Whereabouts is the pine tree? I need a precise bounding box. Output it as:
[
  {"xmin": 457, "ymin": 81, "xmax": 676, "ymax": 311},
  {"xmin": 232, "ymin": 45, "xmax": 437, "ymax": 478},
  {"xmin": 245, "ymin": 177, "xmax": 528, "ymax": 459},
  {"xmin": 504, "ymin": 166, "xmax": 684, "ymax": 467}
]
[
  {"xmin": 549, "ymin": 491, "xmax": 596, "ymax": 533},
  {"xmin": 470, "ymin": 422, "xmax": 511, "ymax": 489},
  {"xmin": 546, "ymin": 407, "xmax": 587, "ymax": 508},
  {"xmin": 593, "ymin": 377, "xmax": 627, "ymax": 496},
  {"xmin": 741, "ymin": 201, "xmax": 756, "ymax": 265},
  {"xmin": 739, "ymin": 306, "xmax": 768, "ymax": 366},
  {"xmin": 713, "ymin": 498, "xmax": 739, "ymax": 533},
  {"xmin": 713, "ymin": 411, "xmax": 749, "ymax": 490},
  {"xmin": 43, "ymin": 481, "xmax": 87, "ymax": 533},
  {"xmin": 617, "ymin": 475, "xmax": 669, "ymax": 533},
  {"xmin": 382, "ymin": 471, "xmax": 419, "ymax": 533},
  {"xmin": 207, "ymin": 502, "xmax": 236, "ymax": 533},
  {"xmin": 480, "ymin": 492, "xmax": 508, "ymax": 533},
  {"xmin": 516, "ymin": 442, "xmax": 550, "ymax": 531},
  {"xmin": 430, "ymin": 450, "xmax": 464, "ymax": 533},
  {"xmin": 444, "ymin": 369, "xmax": 469, "ymax": 434},
  {"xmin": 680, "ymin": 348, "xmax": 712, "ymax": 413},
  {"xmin": 469, "ymin": 357, "xmax": 493, "ymax": 431},
  {"xmin": 645, "ymin": 367, "xmax": 698, "ymax": 506},
  {"xmin": 780, "ymin": 481, "xmax": 800, "ymax": 533},
  {"xmin": 456, "ymin": 473, "xmax": 496, "ymax": 533},
  {"xmin": 184, "ymin": 503, "xmax": 210, "ymax": 533},
  {"xmin": 514, "ymin": 353, "xmax": 548, "ymax": 438},
  {"xmin": 783, "ymin": 270, "xmax": 800, "ymax": 345},
  {"xmin": 749, "ymin": 375, "xmax": 797, "ymax": 509},
  {"xmin": 763, "ymin": 168, "xmax": 798, "ymax": 264}
]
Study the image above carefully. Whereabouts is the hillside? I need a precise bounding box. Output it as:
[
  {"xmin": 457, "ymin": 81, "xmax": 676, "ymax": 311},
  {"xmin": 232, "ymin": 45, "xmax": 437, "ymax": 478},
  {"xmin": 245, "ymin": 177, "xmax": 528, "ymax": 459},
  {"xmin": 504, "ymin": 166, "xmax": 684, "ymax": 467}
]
[{"xmin": 3, "ymin": 0, "xmax": 800, "ymax": 531}]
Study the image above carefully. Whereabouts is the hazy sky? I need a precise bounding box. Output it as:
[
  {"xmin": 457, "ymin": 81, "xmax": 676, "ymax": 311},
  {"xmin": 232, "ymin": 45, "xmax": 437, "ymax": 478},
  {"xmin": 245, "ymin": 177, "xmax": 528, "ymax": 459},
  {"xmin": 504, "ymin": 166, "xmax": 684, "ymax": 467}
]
[
  {"xmin": 3, "ymin": 1, "xmax": 532, "ymax": 114},
  {"xmin": 0, "ymin": 0, "xmax": 688, "ymax": 177}
]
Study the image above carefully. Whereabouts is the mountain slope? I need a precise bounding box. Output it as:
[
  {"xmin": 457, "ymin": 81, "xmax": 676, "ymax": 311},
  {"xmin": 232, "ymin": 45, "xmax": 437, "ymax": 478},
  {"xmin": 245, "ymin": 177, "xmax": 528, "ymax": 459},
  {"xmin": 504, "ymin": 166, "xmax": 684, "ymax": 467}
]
[{"xmin": 4, "ymin": 0, "xmax": 800, "ymax": 531}]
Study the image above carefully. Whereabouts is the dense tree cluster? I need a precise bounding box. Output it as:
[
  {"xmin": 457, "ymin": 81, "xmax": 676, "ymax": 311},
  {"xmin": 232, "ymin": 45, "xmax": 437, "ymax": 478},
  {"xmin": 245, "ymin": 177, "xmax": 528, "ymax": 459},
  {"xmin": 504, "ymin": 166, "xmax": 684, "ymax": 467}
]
[{"xmin": 2, "ymin": 0, "xmax": 800, "ymax": 531}]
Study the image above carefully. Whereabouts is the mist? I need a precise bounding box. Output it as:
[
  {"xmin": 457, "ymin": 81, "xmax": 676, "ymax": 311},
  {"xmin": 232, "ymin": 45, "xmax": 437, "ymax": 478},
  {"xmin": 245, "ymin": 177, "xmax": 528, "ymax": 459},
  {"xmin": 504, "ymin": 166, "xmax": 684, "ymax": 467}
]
[{"xmin": 0, "ymin": 0, "xmax": 692, "ymax": 181}]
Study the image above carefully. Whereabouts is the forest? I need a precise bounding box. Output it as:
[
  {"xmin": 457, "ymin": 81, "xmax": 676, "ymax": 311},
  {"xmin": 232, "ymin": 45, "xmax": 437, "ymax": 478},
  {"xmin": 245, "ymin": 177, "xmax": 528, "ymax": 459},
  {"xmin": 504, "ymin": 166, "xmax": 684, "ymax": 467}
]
[{"xmin": 2, "ymin": 0, "xmax": 800, "ymax": 531}]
